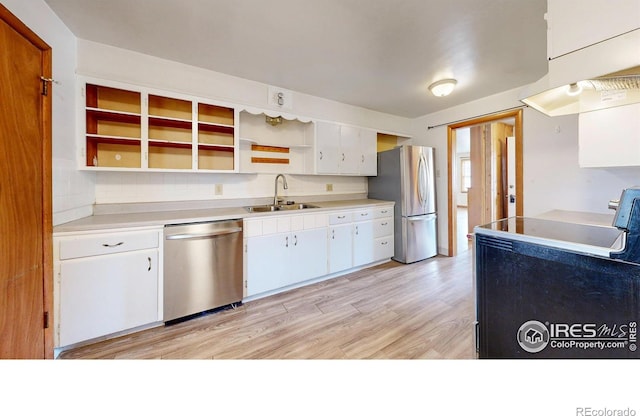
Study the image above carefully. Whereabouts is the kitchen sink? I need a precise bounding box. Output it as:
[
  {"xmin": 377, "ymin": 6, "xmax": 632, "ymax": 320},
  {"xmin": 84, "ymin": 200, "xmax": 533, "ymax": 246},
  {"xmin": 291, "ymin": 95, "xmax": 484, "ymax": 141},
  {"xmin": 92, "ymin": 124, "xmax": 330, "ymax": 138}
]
[{"xmin": 244, "ymin": 203, "xmax": 319, "ymax": 213}]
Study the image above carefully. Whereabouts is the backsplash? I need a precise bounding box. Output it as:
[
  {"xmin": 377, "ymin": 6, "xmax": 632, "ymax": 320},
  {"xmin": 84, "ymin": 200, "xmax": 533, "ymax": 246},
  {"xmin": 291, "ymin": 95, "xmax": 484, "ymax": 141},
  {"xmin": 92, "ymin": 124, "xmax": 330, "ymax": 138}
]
[
  {"xmin": 53, "ymin": 158, "xmax": 95, "ymax": 225},
  {"xmin": 94, "ymin": 171, "xmax": 367, "ymax": 204}
]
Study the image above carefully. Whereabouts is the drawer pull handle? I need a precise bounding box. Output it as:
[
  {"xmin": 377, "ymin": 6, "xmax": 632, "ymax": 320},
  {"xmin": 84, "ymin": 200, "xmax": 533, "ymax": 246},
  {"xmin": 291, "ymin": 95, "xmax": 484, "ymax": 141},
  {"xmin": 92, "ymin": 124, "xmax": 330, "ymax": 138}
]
[
  {"xmin": 381, "ymin": 222, "xmax": 388, "ymax": 226},
  {"xmin": 381, "ymin": 210, "xmax": 388, "ymax": 214},
  {"xmin": 361, "ymin": 213, "xmax": 368, "ymax": 216},
  {"xmin": 102, "ymin": 242, "xmax": 124, "ymax": 248},
  {"xmin": 147, "ymin": 257, "xmax": 152, "ymax": 271},
  {"xmin": 381, "ymin": 241, "xmax": 388, "ymax": 245},
  {"xmin": 337, "ymin": 215, "xmax": 346, "ymax": 219}
]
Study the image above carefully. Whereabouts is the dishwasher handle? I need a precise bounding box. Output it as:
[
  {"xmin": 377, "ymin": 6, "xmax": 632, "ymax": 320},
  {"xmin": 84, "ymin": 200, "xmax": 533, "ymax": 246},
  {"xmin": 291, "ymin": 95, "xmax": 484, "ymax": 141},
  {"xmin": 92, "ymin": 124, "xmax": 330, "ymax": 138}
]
[{"xmin": 165, "ymin": 227, "xmax": 242, "ymax": 241}]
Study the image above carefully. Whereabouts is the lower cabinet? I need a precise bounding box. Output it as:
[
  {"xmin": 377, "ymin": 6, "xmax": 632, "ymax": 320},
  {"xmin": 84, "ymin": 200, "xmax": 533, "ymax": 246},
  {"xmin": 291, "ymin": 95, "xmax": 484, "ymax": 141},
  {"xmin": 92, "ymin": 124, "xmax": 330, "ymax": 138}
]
[
  {"xmin": 245, "ymin": 204, "xmax": 394, "ymax": 298},
  {"xmin": 328, "ymin": 223, "xmax": 353, "ymax": 274},
  {"xmin": 353, "ymin": 217, "xmax": 375, "ymax": 266},
  {"xmin": 244, "ymin": 213, "xmax": 328, "ymax": 297},
  {"xmin": 54, "ymin": 228, "xmax": 162, "ymax": 348}
]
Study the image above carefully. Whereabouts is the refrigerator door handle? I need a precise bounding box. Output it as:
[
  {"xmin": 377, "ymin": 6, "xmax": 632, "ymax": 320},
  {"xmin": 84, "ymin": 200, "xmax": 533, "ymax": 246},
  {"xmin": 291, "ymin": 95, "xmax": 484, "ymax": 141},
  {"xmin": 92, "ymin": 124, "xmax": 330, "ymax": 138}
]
[{"xmin": 417, "ymin": 154, "xmax": 428, "ymax": 208}]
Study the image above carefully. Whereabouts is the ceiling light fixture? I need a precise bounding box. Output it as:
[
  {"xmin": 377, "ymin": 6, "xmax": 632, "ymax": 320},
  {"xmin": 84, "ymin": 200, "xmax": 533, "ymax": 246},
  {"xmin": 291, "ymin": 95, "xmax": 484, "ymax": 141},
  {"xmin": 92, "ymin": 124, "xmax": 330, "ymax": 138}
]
[
  {"xmin": 428, "ymin": 78, "xmax": 457, "ymax": 97},
  {"xmin": 566, "ymin": 82, "xmax": 583, "ymax": 96}
]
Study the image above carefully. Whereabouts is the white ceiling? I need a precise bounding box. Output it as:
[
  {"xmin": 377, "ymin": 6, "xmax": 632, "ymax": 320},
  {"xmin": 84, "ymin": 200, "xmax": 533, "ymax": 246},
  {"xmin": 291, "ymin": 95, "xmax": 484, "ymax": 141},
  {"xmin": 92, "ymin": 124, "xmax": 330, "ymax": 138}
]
[{"xmin": 44, "ymin": 0, "xmax": 548, "ymax": 118}]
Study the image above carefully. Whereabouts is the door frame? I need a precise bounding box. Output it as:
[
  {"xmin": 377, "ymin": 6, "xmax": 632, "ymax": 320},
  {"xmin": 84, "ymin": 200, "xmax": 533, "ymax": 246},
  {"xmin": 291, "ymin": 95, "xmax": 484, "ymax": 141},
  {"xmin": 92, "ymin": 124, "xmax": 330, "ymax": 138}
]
[
  {"xmin": 0, "ymin": 4, "xmax": 53, "ymax": 358},
  {"xmin": 447, "ymin": 109, "xmax": 523, "ymax": 257}
]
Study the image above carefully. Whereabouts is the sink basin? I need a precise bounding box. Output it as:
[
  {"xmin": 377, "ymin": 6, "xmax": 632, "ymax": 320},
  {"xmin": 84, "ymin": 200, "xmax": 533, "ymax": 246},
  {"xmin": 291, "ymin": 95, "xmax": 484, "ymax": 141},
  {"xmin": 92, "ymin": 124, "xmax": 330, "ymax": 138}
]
[{"xmin": 244, "ymin": 203, "xmax": 319, "ymax": 213}]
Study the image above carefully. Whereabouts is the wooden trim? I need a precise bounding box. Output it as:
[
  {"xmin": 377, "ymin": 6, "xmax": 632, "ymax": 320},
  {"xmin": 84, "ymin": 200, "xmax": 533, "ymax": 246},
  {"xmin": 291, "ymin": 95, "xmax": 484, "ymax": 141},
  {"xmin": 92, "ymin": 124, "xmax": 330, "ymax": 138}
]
[
  {"xmin": 514, "ymin": 110, "xmax": 524, "ymax": 217},
  {"xmin": 251, "ymin": 157, "xmax": 290, "ymax": 164},
  {"xmin": 446, "ymin": 109, "xmax": 524, "ymax": 257},
  {"xmin": 42, "ymin": 47, "xmax": 53, "ymax": 359},
  {"xmin": 447, "ymin": 128, "xmax": 457, "ymax": 257},
  {"xmin": 251, "ymin": 144, "xmax": 290, "ymax": 153},
  {"xmin": 1, "ymin": 3, "xmax": 54, "ymax": 358}
]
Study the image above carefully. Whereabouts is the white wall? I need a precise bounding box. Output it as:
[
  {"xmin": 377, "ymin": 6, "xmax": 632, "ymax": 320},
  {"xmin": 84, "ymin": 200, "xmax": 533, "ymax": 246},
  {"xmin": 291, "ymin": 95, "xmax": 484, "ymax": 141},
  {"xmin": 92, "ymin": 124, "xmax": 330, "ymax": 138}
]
[
  {"xmin": 3, "ymin": 0, "xmax": 95, "ymax": 225},
  {"xmin": 411, "ymin": 87, "xmax": 640, "ymax": 255},
  {"xmin": 76, "ymin": 40, "xmax": 413, "ymax": 205}
]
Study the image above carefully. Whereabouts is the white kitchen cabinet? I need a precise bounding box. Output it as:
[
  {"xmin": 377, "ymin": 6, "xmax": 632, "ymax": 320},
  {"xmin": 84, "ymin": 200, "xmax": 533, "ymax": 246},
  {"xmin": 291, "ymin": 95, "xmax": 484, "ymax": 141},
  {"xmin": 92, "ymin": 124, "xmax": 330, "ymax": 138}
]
[
  {"xmin": 315, "ymin": 121, "xmax": 342, "ymax": 174},
  {"xmin": 315, "ymin": 121, "xmax": 378, "ymax": 175},
  {"xmin": 546, "ymin": 0, "xmax": 640, "ymax": 60},
  {"xmin": 244, "ymin": 213, "xmax": 328, "ymax": 297},
  {"xmin": 359, "ymin": 128, "xmax": 378, "ymax": 176},
  {"xmin": 352, "ymin": 209, "xmax": 375, "ymax": 267},
  {"xmin": 287, "ymin": 227, "xmax": 329, "ymax": 285},
  {"xmin": 578, "ymin": 103, "xmax": 640, "ymax": 167},
  {"xmin": 54, "ymin": 228, "xmax": 162, "ymax": 348},
  {"xmin": 328, "ymin": 211, "xmax": 354, "ymax": 274},
  {"xmin": 245, "ymin": 232, "xmax": 289, "ymax": 296}
]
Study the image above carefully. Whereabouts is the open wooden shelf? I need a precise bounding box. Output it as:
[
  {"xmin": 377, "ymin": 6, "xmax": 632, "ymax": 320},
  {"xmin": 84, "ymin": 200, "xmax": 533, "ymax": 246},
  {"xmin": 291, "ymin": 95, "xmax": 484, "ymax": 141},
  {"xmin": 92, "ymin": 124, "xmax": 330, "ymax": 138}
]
[
  {"xmin": 198, "ymin": 103, "xmax": 234, "ymax": 126},
  {"xmin": 82, "ymin": 80, "xmax": 237, "ymax": 172}
]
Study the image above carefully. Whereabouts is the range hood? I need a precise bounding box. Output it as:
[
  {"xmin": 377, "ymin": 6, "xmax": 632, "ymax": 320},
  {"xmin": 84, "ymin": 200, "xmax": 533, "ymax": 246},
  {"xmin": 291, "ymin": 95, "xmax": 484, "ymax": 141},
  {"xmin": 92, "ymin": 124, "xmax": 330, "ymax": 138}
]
[{"xmin": 521, "ymin": 29, "xmax": 640, "ymax": 116}]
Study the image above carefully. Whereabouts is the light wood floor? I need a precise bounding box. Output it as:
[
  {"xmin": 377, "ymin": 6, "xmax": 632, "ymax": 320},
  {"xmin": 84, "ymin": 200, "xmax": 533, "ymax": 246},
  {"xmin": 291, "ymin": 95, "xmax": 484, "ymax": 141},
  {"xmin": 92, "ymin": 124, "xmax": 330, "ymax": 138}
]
[{"xmin": 59, "ymin": 250, "xmax": 476, "ymax": 359}]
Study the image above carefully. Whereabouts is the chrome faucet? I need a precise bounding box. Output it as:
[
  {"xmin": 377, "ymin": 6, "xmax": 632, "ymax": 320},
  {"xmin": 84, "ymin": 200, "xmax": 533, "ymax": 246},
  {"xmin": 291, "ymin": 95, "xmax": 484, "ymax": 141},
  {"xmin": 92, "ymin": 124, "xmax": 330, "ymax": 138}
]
[{"xmin": 274, "ymin": 174, "xmax": 288, "ymax": 206}]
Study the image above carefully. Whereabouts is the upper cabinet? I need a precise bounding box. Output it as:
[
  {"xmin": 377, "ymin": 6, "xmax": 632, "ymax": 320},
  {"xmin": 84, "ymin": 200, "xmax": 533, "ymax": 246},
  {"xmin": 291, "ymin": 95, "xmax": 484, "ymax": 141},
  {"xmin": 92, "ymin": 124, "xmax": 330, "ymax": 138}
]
[
  {"xmin": 80, "ymin": 78, "xmax": 394, "ymax": 176},
  {"xmin": 81, "ymin": 78, "xmax": 238, "ymax": 172},
  {"xmin": 546, "ymin": 0, "xmax": 640, "ymax": 59},
  {"xmin": 578, "ymin": 102, "xmax": 640, "ymax": 167},
  {"xmin": 315, "ymin": 121, "xmax": 378, "ymax": 176},
  {"xmin": 85, "ymin": 84, "xmax": 143, "ymax": 168},
  {"xmin": 238, "ymin": 110, "xmax": 314, "ymax": 174},
  {"xmin": 521, "ymin": 0, "xmax": 640, "ymax": 117}
]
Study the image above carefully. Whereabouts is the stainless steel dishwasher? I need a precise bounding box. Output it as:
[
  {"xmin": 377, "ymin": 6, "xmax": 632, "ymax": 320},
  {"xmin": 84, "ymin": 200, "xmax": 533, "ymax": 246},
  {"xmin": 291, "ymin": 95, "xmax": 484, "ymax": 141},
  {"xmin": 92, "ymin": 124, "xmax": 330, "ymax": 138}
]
[{"xmin": 163, "ymin": 219, "xmax": 243, "ymax": 323}]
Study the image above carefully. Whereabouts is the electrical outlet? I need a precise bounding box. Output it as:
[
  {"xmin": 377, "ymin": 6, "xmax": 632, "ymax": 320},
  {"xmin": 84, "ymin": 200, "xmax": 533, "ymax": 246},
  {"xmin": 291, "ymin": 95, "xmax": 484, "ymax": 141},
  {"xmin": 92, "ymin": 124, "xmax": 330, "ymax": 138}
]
[
  {"xmin": 215, "ymin": 184, "xmax": 223, "ymax": 195},
  {"xmin": 326, "ymin": 184, "xmax": 333, "ymax": 192}
]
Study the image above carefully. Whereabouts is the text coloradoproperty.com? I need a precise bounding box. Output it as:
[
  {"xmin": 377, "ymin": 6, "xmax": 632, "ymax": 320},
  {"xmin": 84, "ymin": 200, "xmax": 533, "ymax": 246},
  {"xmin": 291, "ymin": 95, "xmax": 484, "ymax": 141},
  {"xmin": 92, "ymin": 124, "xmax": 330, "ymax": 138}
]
[{"xmin": 576, "ymin": 408, "xmax": 636, "ymax": 416}]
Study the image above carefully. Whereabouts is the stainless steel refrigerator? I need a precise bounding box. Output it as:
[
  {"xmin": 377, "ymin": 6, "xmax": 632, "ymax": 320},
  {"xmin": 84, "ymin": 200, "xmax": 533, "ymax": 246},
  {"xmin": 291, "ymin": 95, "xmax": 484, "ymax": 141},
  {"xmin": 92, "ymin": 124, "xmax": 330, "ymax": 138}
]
[{"xmin": 368, "ymin": 145, "xmax": 437, "ymax": 263}]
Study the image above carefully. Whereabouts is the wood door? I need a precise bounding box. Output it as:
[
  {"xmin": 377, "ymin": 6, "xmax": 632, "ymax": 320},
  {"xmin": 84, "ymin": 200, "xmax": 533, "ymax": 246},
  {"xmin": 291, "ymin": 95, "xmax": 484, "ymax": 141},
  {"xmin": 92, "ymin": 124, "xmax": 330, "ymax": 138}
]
[{"xmin": 0, "ymin": 6, "xmax": 52, "ymax": 358}]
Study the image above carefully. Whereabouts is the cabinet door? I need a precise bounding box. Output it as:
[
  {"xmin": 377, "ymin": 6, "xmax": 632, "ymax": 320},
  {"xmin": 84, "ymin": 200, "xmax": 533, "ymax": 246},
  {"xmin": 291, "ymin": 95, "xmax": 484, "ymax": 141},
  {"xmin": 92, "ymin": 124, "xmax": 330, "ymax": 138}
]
[
  {"xmin": 358, "ymin": 128, "xmax": 378, "ymax": 176},
  {"xmin": 288, "ymin": 228, "xmax": 328, "ymax": 285},
  {"xmin": 59, "ymin": 249, "xmax": 159, "ymax": 347},
  {"xmin": 245, "ymin": 233, "xmax": 288, "ymax": 296},
  {"xmin": 547, "ymin": 0, "xmax": 640, "ymax": 59},
  {"xmin": 353, "ymin": 221, "xmax": 375, "ymax": 267},
  {"xmin": 339, "ymin": 125, "xmax": 360, "ymax": 174},
  {"xmin": 329, "ymin": 224, "xmax": 353, "ymax": 273},
  {"xmin": 316, "ymin": 121, "xmax": 341, "ymax": 174},
  {"xmin": 578, "ymin": 103, "xmax": 640, "ymax": 167}
]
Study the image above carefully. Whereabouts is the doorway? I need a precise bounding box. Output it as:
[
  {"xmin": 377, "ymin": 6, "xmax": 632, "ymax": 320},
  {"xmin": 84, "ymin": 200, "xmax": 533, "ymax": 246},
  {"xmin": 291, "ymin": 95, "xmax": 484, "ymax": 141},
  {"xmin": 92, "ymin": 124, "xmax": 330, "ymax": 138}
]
[
  {"xmin": 0, "ymin": 5, "xmax": 53, "ymax": 358},
  {"xmin": 447, "ymin": 109, "xmax": 523, "ymax": 257}
]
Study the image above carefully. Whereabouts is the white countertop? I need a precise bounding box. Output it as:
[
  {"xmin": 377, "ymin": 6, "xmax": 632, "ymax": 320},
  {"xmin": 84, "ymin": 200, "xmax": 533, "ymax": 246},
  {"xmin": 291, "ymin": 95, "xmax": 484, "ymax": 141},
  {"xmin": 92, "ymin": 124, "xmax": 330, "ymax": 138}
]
[{"xmin": 53, "ymin": 198, "xmax": 395, "ymax": 234}]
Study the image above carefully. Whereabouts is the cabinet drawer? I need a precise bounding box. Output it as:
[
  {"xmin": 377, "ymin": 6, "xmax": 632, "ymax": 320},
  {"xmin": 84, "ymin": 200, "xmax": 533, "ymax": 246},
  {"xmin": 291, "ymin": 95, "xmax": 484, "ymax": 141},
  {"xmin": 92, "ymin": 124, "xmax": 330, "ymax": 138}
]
[
  {"xmin": 374, "ymin": 236, "xmax": 394, "ymax": 260},
  {"xmin": 374, "ymin": 206, "xmax": 393, "ymax": 219},
  {"xmin": 374, "ymin": 218, "xmax": 393, "ymax": 238},
  {"xmin": 353, "ymin": 209, "xmax": 374, "ymax": 222},
  {"xmin": 329, "ymin": 212, "xmax": 352, "ymax": 225},
  {"xmin": 59, "ymin": 230, "xmax": 159, "ymax": 260}
]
